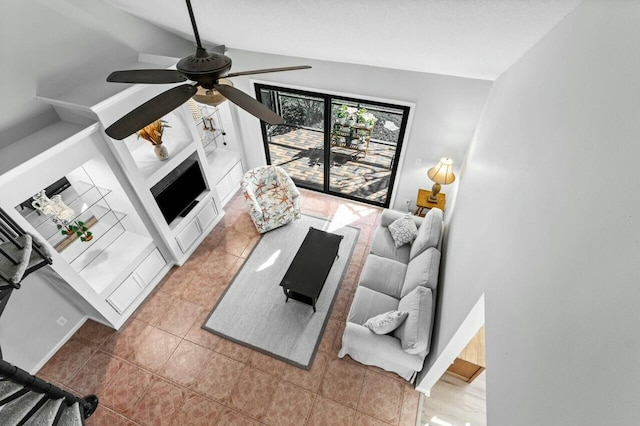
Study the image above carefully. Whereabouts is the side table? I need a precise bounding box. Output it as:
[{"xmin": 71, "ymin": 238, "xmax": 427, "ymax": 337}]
[{"xmin": 415, "ymin": 189, "xmax": 446, "ymax": 217}]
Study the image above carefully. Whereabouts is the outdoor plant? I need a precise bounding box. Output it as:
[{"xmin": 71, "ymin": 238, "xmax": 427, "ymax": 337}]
[
  {"xmin": 356, "ymin": 108, "xmax": 377, "ymax": 128},
  {"xmin": 337, "ymin": 104, "xmax": 349, "ymax": 119}
]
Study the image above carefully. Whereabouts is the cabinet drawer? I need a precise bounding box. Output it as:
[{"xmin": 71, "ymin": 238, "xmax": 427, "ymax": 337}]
[
  {"xmin": 107, "ymin": 275, "xmax": 142, "ymax": 314},
  {"xmin": 196, "ymin": 200, "xmax": 218, "ymax": 231},
  {"xmin": 176, "ymin": 218, "xmax": 201, "ymax": 253},
  {"xmin": 133, "ymin": 248, "xmax": 165, "ymax": 287}
]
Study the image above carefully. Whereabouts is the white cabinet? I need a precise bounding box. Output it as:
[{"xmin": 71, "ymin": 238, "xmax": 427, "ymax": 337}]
[
  {"xmin": 175, "ymin": 199, "xmax": 218, "ymax": 254},
  {"xmin": 106, "ymin": 248, "xmax": 166, "ymax": 314},
  {"xmin": 133, "ymin": 248, "xmax": 165, "ymax": 287},
  {"xmin": 175, "ymin": 217, "xmax": 201, "ymax": 254},
  {"xmin": 106, "ymin": 276, "xmax": 140, "ymax": 314},
  {"xmin": 196, "ymin": 199, "xmax": 218, "ymax": 231},
  {"xmin": 215, "ymin": 160, "xmax": 244, "ymax": 206}
]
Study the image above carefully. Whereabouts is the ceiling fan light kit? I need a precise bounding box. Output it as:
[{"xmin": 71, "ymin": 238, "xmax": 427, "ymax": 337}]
[
  {"xmin": 193, "ymin": 79, "xmax": 234, "ymax": 106},
  {"xmin": 104, "ymin": 0, "xmax": 311, "ymax": 141}
]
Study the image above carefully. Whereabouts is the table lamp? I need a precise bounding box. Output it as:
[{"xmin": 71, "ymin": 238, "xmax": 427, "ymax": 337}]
[{"xmin": 427, "ymin": 158, "xmax": 455, "ymax": 203}]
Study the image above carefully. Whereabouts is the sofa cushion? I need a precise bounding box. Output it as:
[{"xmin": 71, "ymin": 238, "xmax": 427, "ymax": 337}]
[
  {"xmin": 393, "ymin": 286, "xmax": 433, "ymax": 354},
  {"xmin": 359, "ymin": 255, "xmax": 407, "ymax": 299},
  {"xmin": 409, "ymin": 208, "xmax": 443, "ymax": 260},
  {"xmin": 370, "ymin": 226, "xmax": 411, "ymax": 264},
  {"xmin": 363, "ymin": 310, "xmax": 408, "ymax": 335},
  {"xmin": 347, "ymin": 286, "xmax": 400, "ymax": 326},
  {"xmin": 401, "ymin": 248, "xmax": 441, "ymax": 297},
  {"xmin": 388, "ymin": 214, "xmax": 418, "ymax": 248},
  {"xmin": 380, "ymin": 209, "xmax": 423, "ymax": 228}
]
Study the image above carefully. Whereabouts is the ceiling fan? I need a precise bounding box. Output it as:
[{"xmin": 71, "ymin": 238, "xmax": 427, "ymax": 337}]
[{"xmin": 104, "ymin": 0, "xmax": 311, "ymax": 140}]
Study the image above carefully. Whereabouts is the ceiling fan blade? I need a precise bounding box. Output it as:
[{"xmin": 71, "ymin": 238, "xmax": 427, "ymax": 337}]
[
  {"xmin": 225, "ymin": 65, "xmax": 312, "ymax": 78},
  {"xmin": 211, "ymin": 44, "xmax": 226, "ymax": 54},
  {"xmin": 107, "ymin": 70, "xmax": 187, "ymax": 84},
  {"xmin": 215, "ymin": 84, "xmax": 284, "ymax": 125},
  {"xmin": 105, "ymin": 84, "xmax": 198, "ymax": 140}
]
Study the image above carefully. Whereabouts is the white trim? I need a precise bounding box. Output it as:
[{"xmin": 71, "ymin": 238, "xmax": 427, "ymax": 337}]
[
  {"xmin": 415, "ymin": 293, "xmax": 485, "ymax": 394},
  {"xmin": 248, "ymin": 79, "xmax": 416, "ymax": 208}
]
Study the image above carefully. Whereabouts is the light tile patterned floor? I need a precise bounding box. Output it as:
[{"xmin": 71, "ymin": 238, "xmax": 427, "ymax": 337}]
[
  {"xmin": 269, "ymin": 128, "xmax": 397, "ymax": 204},
  {"xmin": 420, "ymin": 372, "xmax": 487, "ymax": 426},
  {"xmin": 37, "ymin": 189, "xmax": 422, "ymax": 426}
]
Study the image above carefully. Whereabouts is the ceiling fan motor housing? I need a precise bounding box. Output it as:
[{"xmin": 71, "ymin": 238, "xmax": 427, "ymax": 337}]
[{"xmin": 177, "ymin": 49, "xmax": 232, "ymax": 88}]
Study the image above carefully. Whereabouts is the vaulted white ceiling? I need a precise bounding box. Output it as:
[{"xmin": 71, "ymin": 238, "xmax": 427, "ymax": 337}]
[{"xmin": 103, "ymin": 0, "xmax": 582, "ymax": 80}]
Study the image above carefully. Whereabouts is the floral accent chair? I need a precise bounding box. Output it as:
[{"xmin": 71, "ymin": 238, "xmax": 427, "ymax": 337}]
[{"xmin": 241, "ymin": 165, "xmax": 301, "ymax": 233}]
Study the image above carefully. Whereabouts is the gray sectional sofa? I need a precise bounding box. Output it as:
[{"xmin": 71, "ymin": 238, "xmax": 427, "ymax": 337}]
[{"xmin": 339, "ymin": 207, "xmax": 443, "ymax": 381}]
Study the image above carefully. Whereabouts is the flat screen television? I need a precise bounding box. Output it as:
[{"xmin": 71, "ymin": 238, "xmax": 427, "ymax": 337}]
[{"xmin": 151, "ymin": 159, "xmax": 206, "ymax": 225}]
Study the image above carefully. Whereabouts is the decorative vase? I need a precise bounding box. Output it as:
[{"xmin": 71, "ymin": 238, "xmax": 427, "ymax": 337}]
[
  {"xmin": 347, "ymin": 117, "xmax": 356, "ymax": 127},
  {"xmin": 337, "ymin": 117, "xmax": 346, "ymax": 125},
  {"xmin": 154, "ymin": 143, "xmax": 169, "ymax": 161}
]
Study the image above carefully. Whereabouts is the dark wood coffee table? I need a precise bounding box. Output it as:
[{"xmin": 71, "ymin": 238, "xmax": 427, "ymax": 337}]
[{"xmin": 280, "ymin": 227, "xmax": 343, "ymax": 312}]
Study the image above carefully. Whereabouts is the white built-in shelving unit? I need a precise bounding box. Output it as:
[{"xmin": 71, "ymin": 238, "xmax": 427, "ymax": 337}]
[
  {"xmin": 0, "ymin": 123, "xmax": 164, "ymax": 327},
  {"xmin": 0, "ymin": 54, "xmax": 247, "ymax": 332}
]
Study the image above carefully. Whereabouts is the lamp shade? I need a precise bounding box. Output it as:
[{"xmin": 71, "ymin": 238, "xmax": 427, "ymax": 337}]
[
  {"xmin": 192, "ymin": 79, "xmax": 233, "ymax": 106},
  {"xmin": 427, "ymin": 158, "xmax": 456, "ymax": 185}
]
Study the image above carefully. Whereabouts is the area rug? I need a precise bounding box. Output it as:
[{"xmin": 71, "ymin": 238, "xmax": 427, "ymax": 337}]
[{"xmin": 203, "ymin": 214, "xmax": 359, "ymax": 369}]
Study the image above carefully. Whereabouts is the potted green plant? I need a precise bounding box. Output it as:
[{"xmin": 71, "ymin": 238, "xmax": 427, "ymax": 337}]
[
  {"xmin": 337, "ymin": 104, "xmax": 349, "ymax": 125},
  {"xmin": 356, "ymin": 109, "xmax": 377, "ymax": 129}
]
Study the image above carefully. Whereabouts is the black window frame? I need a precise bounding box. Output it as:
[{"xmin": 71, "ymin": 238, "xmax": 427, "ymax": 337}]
[{"xmin": 255, "ymin": 83, "xmax": 410, "ymax": 208}]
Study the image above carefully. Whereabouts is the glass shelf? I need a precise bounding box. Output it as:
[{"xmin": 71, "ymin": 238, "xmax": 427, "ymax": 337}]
[
  {"xmin": 15, "ymin": 177, "xmax": 129, "ymax": 272},
  {"xmin": 19, "ymin": 182, "xmax": 112, "ymax": 243},
  {"xmin": 188, "ymin": 101, "xmax": 227, "ymax": 153},
  {"xmin": 61, "ymin": 209, "xmax": 127, "ymax": 268}
]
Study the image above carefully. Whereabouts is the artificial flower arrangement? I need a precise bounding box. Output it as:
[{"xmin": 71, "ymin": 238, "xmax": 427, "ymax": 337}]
[{"xmin": 136, "ymin": 120, "xmax": 170, "ymax": 145}]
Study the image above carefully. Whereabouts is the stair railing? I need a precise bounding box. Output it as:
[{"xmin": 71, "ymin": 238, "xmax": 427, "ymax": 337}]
[
  {"xmin": 0, "ymin": 208, "xmax": 51, "ymax": 287},
  {"xmin": 0, "ymin": 359, "xmax": 98, "ymax": 420}
]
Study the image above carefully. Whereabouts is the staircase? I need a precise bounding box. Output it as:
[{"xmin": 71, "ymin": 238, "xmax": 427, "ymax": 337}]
[
  {"xmin": 0, "ymin": 360, "xmax": 98, "ymax": 425},
  {"xmin": 0, "ymin": 208, "xmax": 99, "ymax": 424}
]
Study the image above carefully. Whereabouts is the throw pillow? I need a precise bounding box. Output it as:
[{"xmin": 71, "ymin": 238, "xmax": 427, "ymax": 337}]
[
  {"xmin": 409, "ymin": 208, "xmax": 443, "ymax": 260},
  {"xmin": 388, "ymin": 214, "xmax": 418, "ymax": 248},
  {"xmin": 363, "ymin": 310, "xmax": 409, "ymax": 335},
  {"xmin": 393, "ymin": 286, "xmax": 433, "ymax": 354}
]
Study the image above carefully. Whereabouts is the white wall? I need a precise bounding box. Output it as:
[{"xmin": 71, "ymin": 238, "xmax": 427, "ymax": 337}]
[
  {"xmin": 0, "ymin": 0, "xmax": 194, "ymax": 147},
  {"xmin": 0, "ymin": 268, "xmax": 86, "ymax": 373},
  {"xmin": 420, "ymin": 1, "xmax": 640, "ymax": 424},
  {"xmin": 224, "ymin": 49, "xmax": 492, "ymax": 210}
]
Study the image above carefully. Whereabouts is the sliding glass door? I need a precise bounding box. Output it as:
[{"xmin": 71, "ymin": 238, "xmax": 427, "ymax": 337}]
[
  {"xmin": 256, "ymin": 84, "xmax": 409, "ymax": 208},
  {"xmin": 257, "ymin": 86, "xmax": 326, "ymax": 192}
]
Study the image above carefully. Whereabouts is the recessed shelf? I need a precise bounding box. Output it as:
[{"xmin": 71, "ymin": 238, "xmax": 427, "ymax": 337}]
[{"xmin": 121, "ymin": 109, "xmax": 198, "ymax": 187}]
